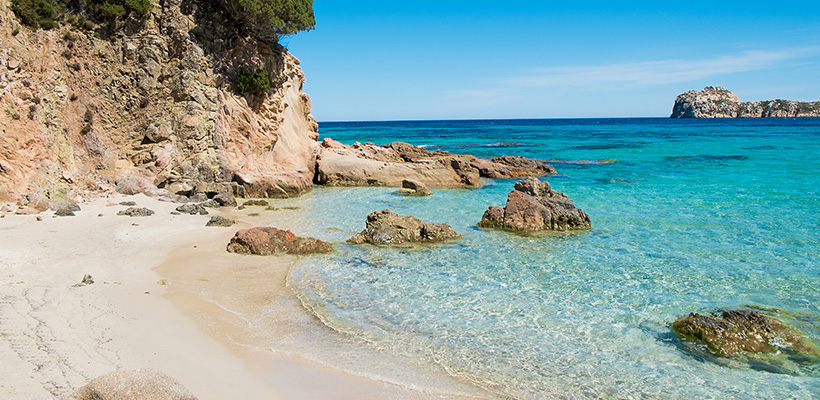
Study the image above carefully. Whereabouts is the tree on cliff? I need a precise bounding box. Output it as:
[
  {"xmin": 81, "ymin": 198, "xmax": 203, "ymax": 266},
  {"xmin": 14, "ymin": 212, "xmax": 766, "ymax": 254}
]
[{"xmin": 221, "ymin": 0, "xmax": 315, "ymax": 41}]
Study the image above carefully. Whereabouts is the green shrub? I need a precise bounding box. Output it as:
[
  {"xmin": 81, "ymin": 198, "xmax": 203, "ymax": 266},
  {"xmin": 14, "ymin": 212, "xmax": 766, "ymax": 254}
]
[
  {"xmin": 97, "ymin": 2, "xmax": 124, "ymax": 20},
  {"xmin": 223, "ymin": 0, "xmax": 315, "ymax": 40},
  {"xmin": 80, "ymin": 122, "xmax": 92, "ymax": 134},
  {"xmin": 236, "ymin": 67, "xmax": 271, "ymax": 95},
  {"xmin": 10, "ymin": 0, "xmax": 65, "ymax": 29},
  {"xmin": 124, "ymin": 0, "xmax": 152, "ymax": 17}
]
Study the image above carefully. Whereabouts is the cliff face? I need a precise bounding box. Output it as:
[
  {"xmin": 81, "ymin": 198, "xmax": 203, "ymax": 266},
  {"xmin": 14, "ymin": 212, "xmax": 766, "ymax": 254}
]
[
  {"xmin": 0, "ymin": 0, "xmax": 319, "ymax": 203},
  {"xmin": 671, "ymin": 86, "xmax": 820, "ymax": 118}
]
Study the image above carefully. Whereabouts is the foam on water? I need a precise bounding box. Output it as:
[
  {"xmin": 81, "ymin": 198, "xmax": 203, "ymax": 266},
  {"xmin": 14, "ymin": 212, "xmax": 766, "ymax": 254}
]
[{"xmin": 277, "ymin": 118, "xmax": 820, "ymax": 399}]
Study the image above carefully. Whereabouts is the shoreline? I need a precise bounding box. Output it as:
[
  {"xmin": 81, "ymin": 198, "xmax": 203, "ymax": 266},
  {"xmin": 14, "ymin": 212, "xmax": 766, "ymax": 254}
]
[{"xmin": 0, "ymin": 194, "xmax": 491, "ymax": 399}]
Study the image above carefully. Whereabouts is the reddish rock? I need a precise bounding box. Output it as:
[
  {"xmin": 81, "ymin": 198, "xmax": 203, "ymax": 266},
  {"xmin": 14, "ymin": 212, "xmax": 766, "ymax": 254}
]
[
  {"xmin": 227, "ymin": 227, "xmax": 332, "ymax": 255},
  {"xmin": 479, "ymin": 177, "xmax": 591, "ymax": 232}
]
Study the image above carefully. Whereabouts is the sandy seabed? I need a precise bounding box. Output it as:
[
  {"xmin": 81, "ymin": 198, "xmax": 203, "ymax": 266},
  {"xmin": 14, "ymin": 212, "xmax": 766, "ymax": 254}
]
[{"xmin": 0, "ymin": 194, "xmax": 489, "ymax": 400}]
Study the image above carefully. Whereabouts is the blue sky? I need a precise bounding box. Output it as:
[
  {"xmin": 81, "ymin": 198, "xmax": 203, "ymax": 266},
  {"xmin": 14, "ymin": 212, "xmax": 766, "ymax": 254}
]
[{"xmin": 285, "ymin": 1, "xmax": 820, "ymax": 121}]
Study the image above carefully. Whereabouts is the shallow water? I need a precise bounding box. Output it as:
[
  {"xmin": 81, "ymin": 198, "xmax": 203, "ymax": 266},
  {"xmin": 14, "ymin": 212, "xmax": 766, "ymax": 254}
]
[{"xmin": 277, "ymin": 118, "xmax": 819, "ymax": 399}]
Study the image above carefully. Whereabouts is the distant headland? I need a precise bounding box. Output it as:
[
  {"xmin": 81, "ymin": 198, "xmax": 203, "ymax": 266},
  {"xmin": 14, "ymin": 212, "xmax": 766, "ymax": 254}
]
[{"xmin": 671, "ymin": 86, "xmax": 820, "ymax": 118}]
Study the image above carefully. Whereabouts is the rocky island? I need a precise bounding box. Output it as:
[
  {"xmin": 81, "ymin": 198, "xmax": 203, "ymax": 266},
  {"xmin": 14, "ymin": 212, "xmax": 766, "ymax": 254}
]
[{"xmin": 671, "ymin": 86, "xmax": 820, "ymax": 118}]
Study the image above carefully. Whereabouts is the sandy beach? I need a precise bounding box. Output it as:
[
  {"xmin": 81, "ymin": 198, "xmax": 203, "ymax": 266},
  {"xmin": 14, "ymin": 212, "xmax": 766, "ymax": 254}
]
[{"xmin": 0, "ymin": 194, "xmax": 489, "ymax": 399}]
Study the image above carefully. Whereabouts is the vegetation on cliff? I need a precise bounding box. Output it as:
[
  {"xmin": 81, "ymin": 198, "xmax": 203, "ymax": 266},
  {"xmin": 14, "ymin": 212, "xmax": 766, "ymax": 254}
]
[
  {"xmin": 11, "ymin": 0, "xmax": 315, "ymax": 39},
  {"xmin": 222, "ymin": 0, "xmax": 315, "ymax": 39}
]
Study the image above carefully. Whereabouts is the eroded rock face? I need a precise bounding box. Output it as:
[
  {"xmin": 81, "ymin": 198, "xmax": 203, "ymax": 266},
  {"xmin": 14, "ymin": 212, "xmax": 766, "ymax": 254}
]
[
  {"xmin": 227, "ymin": 227, "xmax": 331, "ymax": 255},
  {"xmin": 479, "ymin": 177, "xmax": 591, "ymax": 232},
  {"xmin": 347, "ymin": 209, "xmax": 462, "ymax": 244},
  {"xmin": 69, "ymin": 368, "xmax": 197, "ymax": 400},
  {"xmin": 671, "ymin": 87, "xmax": 820, "ymax": 118},
  {"xmin": 672, "ymin": 310, "xmax": 820, "ymax": 357},
  {"xmin": 671, "ymin": 86, "xmax": 741, "ymax": 118},
  {"xmin": 0, "ymin": 0, "xmax": 319, "ymax": 204},
  {"xmin": 395, "ymin": 179, "xmax": 432, "ymax": 196},
  {"xmin": 316, "ymin": 140, "xmax": 555, "ymax": 188}
]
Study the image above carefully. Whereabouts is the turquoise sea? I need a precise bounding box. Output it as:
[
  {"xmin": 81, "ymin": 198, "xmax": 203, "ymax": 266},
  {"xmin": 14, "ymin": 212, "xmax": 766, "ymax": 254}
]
[{"xmin": 269, "ymin": 118, "xmax": 820, "ymax": 399}]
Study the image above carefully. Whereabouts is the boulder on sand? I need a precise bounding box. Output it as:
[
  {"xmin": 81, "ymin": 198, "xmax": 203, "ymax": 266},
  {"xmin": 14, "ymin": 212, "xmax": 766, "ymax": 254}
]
[
  {"xmin": 227, "ymin": 227, "xmax": 332, "ymax": 255},
  {"xmin": 69, "ymin": 368, "xmax": 197, "ymax": 400},
  {"xmin": 347, "ymin": 209, "xmax": 462, "ymax": 244},
  {"xmin": 478, "ymin": 177, "xmax": 591, "ymax": 232}
]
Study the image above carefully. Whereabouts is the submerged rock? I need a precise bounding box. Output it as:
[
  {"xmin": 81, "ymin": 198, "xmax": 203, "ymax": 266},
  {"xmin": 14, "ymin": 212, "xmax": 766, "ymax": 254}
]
[
  {"xmin": 347, "ymin": 209, "xmax": 462, "ymax": 244},
  {"xmin": 69, "ymin": 368, "xmax": 197, "ymax": 400},
  {"xmin": 672, "ymin": 310, "xmax": 820, "ymax": 357},
  {"xmin": 227, "ymin": 227, "xmax": 332, "ymax": 255},
  {"xmin": 478, "ymin": 177, "xmax": 591, "ymax": 232},
  {"xmin": 395, "ymin": 179, "xmax": 432, "ymax": 196}
]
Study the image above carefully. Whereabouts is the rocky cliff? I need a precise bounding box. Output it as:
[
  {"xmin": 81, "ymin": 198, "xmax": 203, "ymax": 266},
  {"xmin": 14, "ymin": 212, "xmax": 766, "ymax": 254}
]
[
  {"xmin": 671, "ymin": 86, "xmax": 820, "ymax": 118},
  {"xmin": 0, "ymin": 0, "xmax": 319, "ymax": 204}
]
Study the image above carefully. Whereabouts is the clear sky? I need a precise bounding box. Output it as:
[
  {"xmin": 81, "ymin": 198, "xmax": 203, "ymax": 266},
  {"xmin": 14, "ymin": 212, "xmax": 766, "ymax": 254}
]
[{"xmin": 284, "ymin": 1, "xmax": 820, "ymax": 121}]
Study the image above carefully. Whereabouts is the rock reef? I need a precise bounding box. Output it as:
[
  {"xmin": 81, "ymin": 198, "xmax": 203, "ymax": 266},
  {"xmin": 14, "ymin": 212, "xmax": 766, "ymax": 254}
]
[
  {"xmin": 347, "ymin": 209, "xmax": 462, "ymax": 244},
  {"xmin": 316, "ymin": 139, "xmax": 556, "ymax": 188},
  {"xmin": 479, "ymin": 177, "xmax": 591, "ymax": 232},
  {"xmin": 671, "ymin": 87, "xmax": 820, "ymax": 118}
]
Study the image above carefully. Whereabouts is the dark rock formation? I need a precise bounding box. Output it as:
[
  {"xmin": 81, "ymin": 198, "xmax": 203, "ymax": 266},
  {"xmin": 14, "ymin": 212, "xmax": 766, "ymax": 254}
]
[
  {"xmin": 206, "ymin": 216, "xmax": 235, "ymax": 227},
  {"xmin": 479, "ymin": 177, "xmax": 591, "ymax": 232},
  {"xmin": 316, "ymin": 139, "xmax": 556, "ymax": 188},
  {"xmin": 347, "ymin": 209, "xmax": 462, "ymax": 244},
  {"xmin": 395, "ymin": 179, "xmax": 432, "ymax": 196},
  {"xmin": 68, "ymin": 368, "xmax": 197, "ymax": 400},
  {"xmin": 175, "ymin": 204, "xmax": 209, "ymax": 215},
  {"xmin": 117, "ymin": 207, "xmax": 155, "ymax": 217},
  {"xmin": 672, "ymin": 310, "xmax": 820, "ymax": 357},
  {"xmin": 227, "ymin": 227, "xmax": 332, "ymax": 255},
  {"xmin": 671, "ymin": 87, "xmax": 820, "ymax": 118},
  {"xmin": 242, "ymin": 199, "xmax": 270, "ymax": 207},
  {"xmin": 201, "ymin": 193, "xmax": 237, "ymax": 208}
]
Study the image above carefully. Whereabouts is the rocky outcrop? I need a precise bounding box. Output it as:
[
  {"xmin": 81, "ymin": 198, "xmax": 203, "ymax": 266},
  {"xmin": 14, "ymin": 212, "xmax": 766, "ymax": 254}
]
[
  {"xmin": 671, "ymin": 87, "xmax": 820, "ymax": 118},
  {"xmin": 479, "ymin": 177, "xmax": 591, "ymax": 232},
  {"xmin": 227, "ymin": 227, "xmax": 332, "ymax": 255},
  {"xmin": 395, "ymin": 179, "xmax": 432, "ymax": 196},
  {"xmin": 0, "ymin": 0, "xmax": 319, "ymax": 204},
  {"xmin": 347, "ymin": 209, "xmax": 462, "ymax": 244},
  {"xmin": 117, "ymin": 207, "xmax": 155, "ymax": 217},
  {"xmin": 316, "ymin": 139, "xmax": 556, "ymax": 188},
  {"xmin": 69, "ymin": 368, "xmax": 197, "ymax": 400},
  {"xmin": 672, "ymin": 310, "xmax": 820, "ymax": 357}
]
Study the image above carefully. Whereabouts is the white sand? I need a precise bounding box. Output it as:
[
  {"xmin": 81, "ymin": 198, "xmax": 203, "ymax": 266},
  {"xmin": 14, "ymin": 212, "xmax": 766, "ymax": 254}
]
[{"xmin": 0, "ymin": 195, "xmax": 490, "ymax": 399}]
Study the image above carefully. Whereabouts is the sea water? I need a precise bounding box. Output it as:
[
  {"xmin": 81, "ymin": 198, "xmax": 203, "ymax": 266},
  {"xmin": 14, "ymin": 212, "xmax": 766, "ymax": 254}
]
[{"xmin": 274, "ymin": 118, "xmax": 820, "ymax": 399}]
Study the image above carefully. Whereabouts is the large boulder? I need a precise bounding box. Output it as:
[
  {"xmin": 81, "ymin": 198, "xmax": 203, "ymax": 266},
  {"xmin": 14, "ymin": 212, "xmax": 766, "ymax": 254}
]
[
  {"xmin": 672, "ymin": 310, "xmax": 820, "ymax": 357},
  {"xmin": 347, "ymin": 209, "xmax": 462, "ymax": 244},
  {"xmin": 478, "ymin": 177, "xmax": 591, "ymax": 232},
  {"xmin": 227, "ymin": 227, "xmax": 332, "ymax": 255},
  {"xmin": 69, "ymin": 369, "xmax": 197, "ymax": 400}
]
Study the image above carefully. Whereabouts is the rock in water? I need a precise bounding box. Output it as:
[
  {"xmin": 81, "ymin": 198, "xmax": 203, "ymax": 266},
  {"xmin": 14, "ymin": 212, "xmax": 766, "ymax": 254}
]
[
  {"xmin": 478, "ymin": 177, "xmax": 591, "ymax": 232},
  {"xmin": 672, "ymin": 310, "xmax": 820, "ymax": 357},
  {"xmin": 347, "ymin": 209, "xmax": 462, "ymax": 244},
  {"xmin": 69, "ymin": 369, "xmax": 197, "ymax": 400},
  {"xmin": 395, "ymin": 179, "xmax": 433, "ymax": 196},
  {"xmin": 227, "ymin": 227, "xmax": 332, "ymax": 255},
  {"xmin": 671, "ymin": 86, "xmax": 820, "ymax": 118}
]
